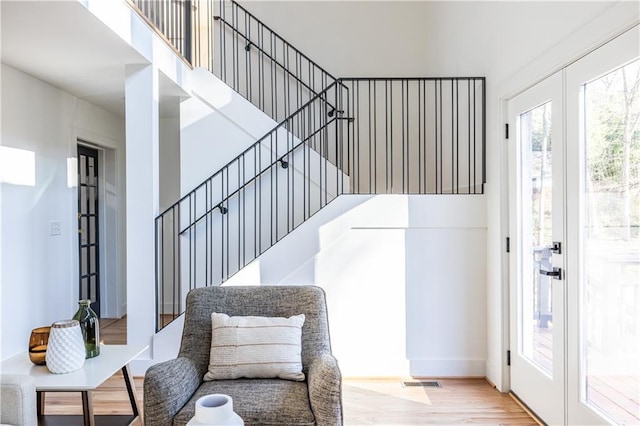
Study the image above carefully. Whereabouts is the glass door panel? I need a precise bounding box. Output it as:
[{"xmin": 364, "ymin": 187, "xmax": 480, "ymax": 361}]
[
  {"xmin": 520, "ymin": 102, "xmax": 554, "ymax": 376},
  {"xmin": 566, "ymin": 23, "xmax": 640, "ymax": 425},
  {"xmin": 509, "ymin": 71, "xmax": 565, "ymax": 425},
  {"xmin": 581, "ymin": 58, "xmax": 640, "ymax": 425}
]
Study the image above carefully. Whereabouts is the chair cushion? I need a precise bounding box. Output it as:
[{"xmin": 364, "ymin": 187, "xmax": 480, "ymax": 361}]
[
  {"xmin": 204, "ymin": 313, "xmax": 305, "ymax": 382},
  {"xmin": 173, "ymin": 379, "xmax": 315, "ymax": 426}
]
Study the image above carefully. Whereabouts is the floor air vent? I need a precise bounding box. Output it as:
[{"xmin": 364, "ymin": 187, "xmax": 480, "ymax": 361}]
[{"xmin": 402, "ymin": 380, "xmax": 442, "ymax": 388}]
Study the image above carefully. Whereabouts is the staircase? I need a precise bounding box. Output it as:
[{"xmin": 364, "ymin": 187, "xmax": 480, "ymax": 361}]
[{"xmin": 133, "ymin": 0, "xmax": 486, "ymax": 331}]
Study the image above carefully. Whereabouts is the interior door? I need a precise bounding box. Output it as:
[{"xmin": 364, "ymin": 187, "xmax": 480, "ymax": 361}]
[
  {"xmin": 77, "ymin": 144, "xmax": 101, "ymax": 317},
  {"xmin": 508, "ymin": 71, "xmax": 566, "ymax": 425}
]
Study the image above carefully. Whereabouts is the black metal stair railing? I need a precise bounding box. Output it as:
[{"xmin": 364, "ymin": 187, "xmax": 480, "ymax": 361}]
[
  {"xmin": 155, "ymin": 76, "xmax": 486, "ymax": 331},
  {"xmin": 136, "ymin": 0, "xmax": 488, "ymax": 332},
  {"xmin": 130, "ymin": 0, "xmax": 336, "ymax": 126},
  {"xmin": 155, "ymin": 81, "xmax": 347, "ymax": 330},
  {"xmin": 339, "ymin": 78, "xmax": 486, "ymax": 195},
  {"xmin": 199, "ymin": 0, "xmax": 338, "ymax": 124}
]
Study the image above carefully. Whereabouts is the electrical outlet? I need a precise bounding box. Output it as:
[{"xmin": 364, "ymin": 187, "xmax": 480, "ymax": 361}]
[{"xmin": 49, "ymin": 221, "xmax": 62, "ymax": 236}]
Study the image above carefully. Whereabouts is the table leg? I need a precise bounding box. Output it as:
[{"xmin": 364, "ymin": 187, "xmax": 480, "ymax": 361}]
[
  {"xmin": 37, "ymin": 391, "xmax": 45, "ymax": 416},
  {"xmin": 81, "ymin": 390, "xmax": 95, "ymax": 426},
  {"xmin": 121, "ymin": 364, "xmax": 143, "ymax": 424}
]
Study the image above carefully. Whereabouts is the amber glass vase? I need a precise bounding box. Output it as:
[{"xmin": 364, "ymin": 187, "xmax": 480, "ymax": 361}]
[
  {"xmin": 28, "ymin": 326, "xmax": 51, "ymax": 365},
  {"xmin": 72, "ymin": 299, "xmax": 100, "ymax": 358}
]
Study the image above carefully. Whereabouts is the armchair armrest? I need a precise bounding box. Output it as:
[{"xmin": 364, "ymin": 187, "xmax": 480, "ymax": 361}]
[
  {"xmin": 1, "ymin": 374, "xmax": 37, "ymax": 426},
  {"xmin": 307, "ymin": 352, "xmax": 343, "ymax": 426},
  {"xmin": 143, "ymin": 357, "xmax": 202, "ymax": 425}
]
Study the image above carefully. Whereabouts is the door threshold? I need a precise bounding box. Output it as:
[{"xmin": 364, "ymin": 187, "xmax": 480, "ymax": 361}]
[{"xmin": 509, "ymin": 391, "xmax": 546, "ymax": 426}]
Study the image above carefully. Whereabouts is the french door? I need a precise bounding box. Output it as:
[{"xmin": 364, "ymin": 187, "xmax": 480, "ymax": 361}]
[
  {"xmin": 509, "ymin": 25, "xmax": 639, "ymax": 425},
  {"xmin": 509, "ymin": 71, "xmax": 566, "ymax": 424},
  {"xmin": 77, "ymin": 144, "xmax": 101, "ymax": 317}
]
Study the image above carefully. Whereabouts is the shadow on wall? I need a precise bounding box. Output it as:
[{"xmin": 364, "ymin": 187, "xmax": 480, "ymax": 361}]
[{"xmin": 225, "ymin": 194, "xmax": 487, "ymax": 378}]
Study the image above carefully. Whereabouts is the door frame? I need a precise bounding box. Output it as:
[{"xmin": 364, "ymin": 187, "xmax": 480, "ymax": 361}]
[
  {"xmin": 74, "ymin": 135, "xmax": 124, "ymax": 319},
  {"xmin": 507, "ymin": 70, "xmax": 566, "ymax": 425},
  {"xmin": 498, "ymin": 6, "xmax": 640, "ymax": 397},
  {"xmin": 500, "ymin": 9, "xmax": 640, "ymax": 392},
  {"xmin": 502, "ymin": 21, "xmax": 640, "ymax": 425},
  {"xmin": 77, "ymin": 144, "xmax": 102, "ymax": 316}
]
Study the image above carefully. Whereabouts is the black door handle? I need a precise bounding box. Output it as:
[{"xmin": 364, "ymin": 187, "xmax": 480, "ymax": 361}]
[{"xmin": 540, "ymin": 267, "xmax": 562, "ymax": 280}]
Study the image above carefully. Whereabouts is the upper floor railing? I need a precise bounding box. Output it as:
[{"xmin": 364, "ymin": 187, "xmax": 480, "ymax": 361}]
[
  {"xmin": 130, "ymin": 0, "xmax": 194, "ymax": 62},
  {"xmin": 131, "ymin": 0, "xmax": 337, "ymax": 125}
]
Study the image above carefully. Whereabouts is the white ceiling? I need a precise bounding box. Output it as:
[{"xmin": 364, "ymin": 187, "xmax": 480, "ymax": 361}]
[{"xmin": 1, "ymin": 0, "xmax": 182, "ymax": 117}]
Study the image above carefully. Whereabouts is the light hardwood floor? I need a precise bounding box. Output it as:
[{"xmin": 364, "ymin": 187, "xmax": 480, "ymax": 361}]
[{"xmin": 42, "ymin": 317, "xmax": 538, "ymax": 425}]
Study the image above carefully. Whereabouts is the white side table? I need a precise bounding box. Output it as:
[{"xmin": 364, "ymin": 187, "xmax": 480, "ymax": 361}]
[{"xmin": 1, "ymin": 344, "xmax": 147, "ymax": 426}]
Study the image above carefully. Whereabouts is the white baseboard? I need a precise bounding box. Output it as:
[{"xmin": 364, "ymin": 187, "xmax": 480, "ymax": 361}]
[{"xmin": 409, "ymin": 359, "xmax": 486, "ymax": 377}]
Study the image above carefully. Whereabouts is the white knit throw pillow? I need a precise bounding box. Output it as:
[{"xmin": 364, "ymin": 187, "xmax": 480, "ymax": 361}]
[{"xmin": 204, "ymin": 312, "xmax": 305, "ymax": 381}]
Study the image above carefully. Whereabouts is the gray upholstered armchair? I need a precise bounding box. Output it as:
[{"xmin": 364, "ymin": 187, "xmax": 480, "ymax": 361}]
[{"xmin": 144, "ymin": 285, "xmax": 343, "ymax": 426}]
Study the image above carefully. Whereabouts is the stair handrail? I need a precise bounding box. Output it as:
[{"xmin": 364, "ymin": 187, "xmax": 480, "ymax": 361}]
[
  {"xmin": 209, "ymin": 0, "xmax": 339, "ymax": 122},
  {"xmin": 157, "ymin": 78, "xmax": 345, "ymax": 222},
  {"xmin": 213, "ymin": 15, "xmax": 335, "ymax": 103},
  {"xmin": 178, "ymin": 115, "xmax": 343, "ymax": 236}
]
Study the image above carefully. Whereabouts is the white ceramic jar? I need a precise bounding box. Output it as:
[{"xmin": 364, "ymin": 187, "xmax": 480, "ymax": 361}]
[
  {"xmin": 186, "ymin": 394, "xmax": 244, "ymax": 425},
  {"xmin": 45, "ymin": 319, "xmax": 85, "ymax": 374}
]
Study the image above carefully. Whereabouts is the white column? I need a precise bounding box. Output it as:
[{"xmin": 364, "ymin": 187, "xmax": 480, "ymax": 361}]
[{"xmin": 125, "ymin": 64, "xmax": 159, "ymax": 358}]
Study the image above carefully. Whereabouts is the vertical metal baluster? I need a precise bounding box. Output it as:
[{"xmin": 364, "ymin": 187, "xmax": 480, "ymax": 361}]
[
  {"xmin": 401, "ymin": 80, "xmax": 405, "ymax": 192},
  {"xmin": 450, "ymin": 79, "xmax": 453, "ymax": 194},
  {"xmin": 323, "ymin": 96, "xmax": 328, "ymax": 206},
  {"xmin": 176, "ymin": 204, "xmax": 181, "ymax": 320},
  {"xmin": 304, "ymin": 103, "xmax": 313, "ymax": 219},
  {"xmin": 258, "ymin": 140, "xmax": 263, "ymax": 255},
  {"xmin": 482, "ymin": 78, "xmax": 486, "ymax": 194},
  {"xmin": 352, "ymin": 81, "xmax": 362, "ymax": 194},
  {"xmin": 225, "ymin": 167, "xmax": 229, "ymax": 281},
  {"xmin": 244, "ymin": 12, "xmax": 250, "ymax": 102},
  {"xmin": 474, "ymin": 79, "xmax": 478, "ymax": 194},
  {"xmin": 270, "ymin": 33, "xmax": 275, "ymax": 119},
  {"xmin": 435, "ymin": 79, "xmax": 440, "ymax": 194},
  {"xmin": 238, "ymin": 155, "xmax": 242, "ymax": 271},
  {"xmin": 369, "ymin": 81, "xmax": 374, "ymax": 194},
  {"xmin": 367, "ymin": 80, "xmax": 373, "ymax": 193},
  {"xmin": 418, "ymin": 80, "xmax": 422, "ymax": 193},
  {"xmin": 232, "ymin": 4, "xmax": 237, "ymax": 91},
  {"xmin": 423, "ymin": 79, "xmax": 427, "ymax": 193},
  {"xmin": 384, "ymin": 81, "xmax": 389, "ymax": 192},
  {"xmin": 390, "ymin": 80, "xmax": 394, "ymax": 193},
  {"xmin": 455, "ymin": 79, "xmax": 459, "ymax": 194},
  {"xmin": 286, "ymin": 117, "xmax": 291, "ymax": 233},
  {"xmin": 205, "ymin": 180, "xmax": 209, "ymax": 287},
  {"xmin": 297, "ymin": 54, "xmax": 302, "ymax": 115},
  {"xmin": 467, "ymin": 79, "xmax": 471, "ymax": 194},
  {"xmin": 285, "ymin": 45, "xmax": 290, "ymax": 119},
  {"xmin": 270, "ymin": 133, "xmax": 274, "ymax": 245},
  {"xmin": 155, "ymin": 217, "xmax": 161, "ymax": 330}
]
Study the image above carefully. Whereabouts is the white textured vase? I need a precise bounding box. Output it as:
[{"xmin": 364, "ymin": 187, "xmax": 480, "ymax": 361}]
[
  {"xmin": 45, "ymin": 320, "xmax": 85, "ymax": 374},
  {"xmin": 186, "ymin": 394, "xmax": 244, "ymax": 426}
]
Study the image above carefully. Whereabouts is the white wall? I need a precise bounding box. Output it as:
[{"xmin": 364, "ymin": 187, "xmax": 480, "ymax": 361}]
[
  {"xmin": 180, "ymin": 68, "xmax": 283, "ymax": 194},
  {"xmin": 0, "ymin": 64, "xmax": 125, "ymax": 359},
  {"xmin": 237, "ymin": 0, "xmax": 640, "ymax": 389},
  {"xmin": 223, "ymin": 194, "xmax": 487, "ymax": 377}
]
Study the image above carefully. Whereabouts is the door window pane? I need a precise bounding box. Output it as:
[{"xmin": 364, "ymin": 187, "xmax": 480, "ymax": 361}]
[
  {"xmin": 582, "ymin": 58, "xmax": 640, "ymax": 424},
  {"xmin": 520, "ymin": 101, "xmax": 554, "ymax": 375}
]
